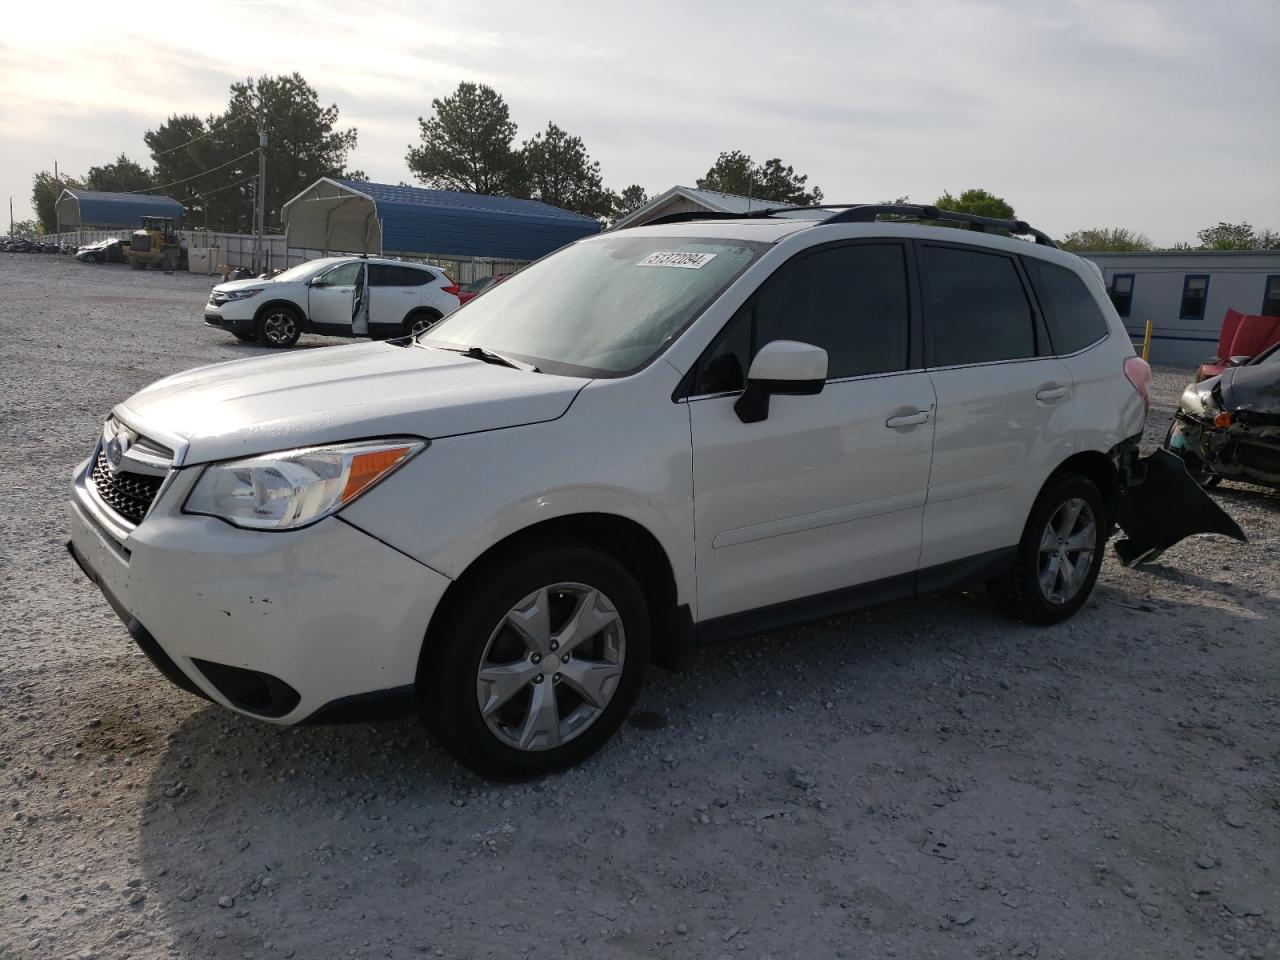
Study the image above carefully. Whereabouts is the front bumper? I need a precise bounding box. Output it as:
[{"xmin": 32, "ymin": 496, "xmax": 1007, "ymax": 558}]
[
  {"xmin": 68, "ymin": 458, "xmax": 451, "ymax": 724},
  {"xmin": 1168, "ymin": 412, "xmax": 1280, "ymax": 487},
  {"xmin": 203, "ymin": 302, "xmax": 256, "ymax": 334}
]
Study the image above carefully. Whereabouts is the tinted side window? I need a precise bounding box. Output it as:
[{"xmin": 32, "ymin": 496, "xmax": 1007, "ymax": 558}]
[
  {"xmin": 921, "ymin": 245, "xmax": 1034, "ymax": 366},
  {"xmin": 691, "ymin": 243, "xmax": 910, "ymax": 393},
  {"xmin": 1023, "ymin": 258, "xmax": 1110, "ymax": 355},
  {"xmin": 370, "ymin": 264, "xmax": 432, "ymax": 287}
]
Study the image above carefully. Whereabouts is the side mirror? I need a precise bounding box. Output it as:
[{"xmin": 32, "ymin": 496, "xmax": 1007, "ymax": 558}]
[
  {"xmin": 734, "ymin": 339, "xmax": 827, "ymax": 423},
  {"xmin": 1227, "ymin": 355, "xmax": 1252, "ymax": 367}
]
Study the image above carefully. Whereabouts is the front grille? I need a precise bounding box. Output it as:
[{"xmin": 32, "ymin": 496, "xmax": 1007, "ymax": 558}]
[{"xmin": 89, "ymin": 449, "xmax": 164, "ymax": 524}]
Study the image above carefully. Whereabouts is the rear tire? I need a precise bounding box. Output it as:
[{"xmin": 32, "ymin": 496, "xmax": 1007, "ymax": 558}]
[
  {"xmin": 420, "ymin": 544, "xmax": 650, "ymax": 781},
  {"xmin": 255, "ymin": 305, "xmax": 302, "ymax": 348},
  {"xmin": 403, "ymin": 310, "xmax": 442, "ymax": 338},
  {"xmin": 988, "ymin": 472, "xmax": 1106, "ymax": 625}
]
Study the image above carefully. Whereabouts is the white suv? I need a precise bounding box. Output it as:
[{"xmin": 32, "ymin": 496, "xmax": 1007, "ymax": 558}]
[
  {"xmin": 69, "ymin": 204, "xmax": 1228, "ymax": 780},
  {"xmin": 204, "ymin": 256, "xmax": 460, "ymax": 347}
]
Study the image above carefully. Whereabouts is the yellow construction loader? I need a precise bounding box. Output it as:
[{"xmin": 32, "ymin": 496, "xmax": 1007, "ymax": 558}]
[{"xmin": 126, "ymin": 216, "xmax": 186, "ymax": 272}]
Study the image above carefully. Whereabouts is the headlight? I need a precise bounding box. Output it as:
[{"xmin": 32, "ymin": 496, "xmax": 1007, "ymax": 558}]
[
  {"xmin": 220, "ymin": 288, "xmax": 264, "ymax": 301},
  {"xmin": 184, "ymin": 438, "xmax": 425, "ymax": 530}
]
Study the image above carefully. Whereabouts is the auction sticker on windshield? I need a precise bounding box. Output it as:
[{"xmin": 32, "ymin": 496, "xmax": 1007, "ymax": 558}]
[{"xmin": 637, "ymin": 251, "xmax": 718, "ymax": 269}]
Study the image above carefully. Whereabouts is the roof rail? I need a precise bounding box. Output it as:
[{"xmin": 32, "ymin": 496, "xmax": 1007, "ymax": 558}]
[
  {"xmin": 628, "ymin": 202, "xmax": 1057, "ymax": 248},
  {"xmin": 822, "ymin": 204, "xmax": 1058, "ymax": 247}
]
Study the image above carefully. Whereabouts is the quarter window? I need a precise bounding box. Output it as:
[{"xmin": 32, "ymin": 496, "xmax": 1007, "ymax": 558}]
[
  {"xmin": 1262, "ymin": 275, "xmax": 1280, "ymax": 317},
  {"xmin": 1109, "ymin": 272, "xmax": 1135, "ymax": 317},
  {"xmin": 1179, "ymin": 274, "xmax": 1210, "ymax": 320},
  {"xmin": 920, "ymin": 245, "xmax": 1035, "ymax": 366},
  {"xmin": 1023, "ymin": 258, "xmax": 1110, "ymax": 355},
  {"xmin": 691, "ymin": 243, "xmax": 911, "ymax": 394}
]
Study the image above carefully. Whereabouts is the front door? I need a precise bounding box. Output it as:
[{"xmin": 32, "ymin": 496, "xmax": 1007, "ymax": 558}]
[
  {"xmin": 307, "ymin": 261, "xmax": 365, "ymax": 333},
  {"xmin": 916, "ymin": 241, "xmax": 1074, "ymax": 568},
  {"xmin": 688, "ymin": 241, "xmax": 936, "ymax": 622}
]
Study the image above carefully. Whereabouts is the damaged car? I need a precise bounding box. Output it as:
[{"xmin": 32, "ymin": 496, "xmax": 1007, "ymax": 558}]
[
  {"xmin": 1167, "ymin": 341, "xmax": 1280, "ymax": 490},
  {"xmin": 67, "ymin": 203, "xmax": 1245, "ymax": 780}
]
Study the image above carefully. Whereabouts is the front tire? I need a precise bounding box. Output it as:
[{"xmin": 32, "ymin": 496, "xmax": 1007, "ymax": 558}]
[
  {"xmin": 420, "ymin": 545, "xmax": 650, "ymax": 780},
  {"xmin": 255, "ymin": 305, "xmax": 302, "ymax": 348},
  {"xmin": 988, "ymin": 472, "xmax": 1106, "ymax": 625}
]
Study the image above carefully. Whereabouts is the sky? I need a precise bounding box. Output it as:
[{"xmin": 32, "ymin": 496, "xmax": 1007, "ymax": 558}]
[{"xmin": 2, "ymin": 0, "xmax": 1277, "ymax": 245}]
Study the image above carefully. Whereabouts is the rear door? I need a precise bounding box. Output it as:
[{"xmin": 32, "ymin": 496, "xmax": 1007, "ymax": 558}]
[
  {"xmin": 307, "ymin": 261, "xmax": 365, "ymax": 333},
  {"xmin": 688, "ymin": 240, "xmax": 936, "ymax": 622},
  {"xmin": 917, "ymin": 241, "xmax": 1073, "ymax": 568},
  {"xmin": 367, "ymin": 264, "xmax": 434, "ymax": 337}
]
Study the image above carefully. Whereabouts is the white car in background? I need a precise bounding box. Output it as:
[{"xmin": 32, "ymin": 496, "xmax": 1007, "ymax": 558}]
[{"xmin": 204, "ymin": 256, "xmax": 461, "ymax": 347}]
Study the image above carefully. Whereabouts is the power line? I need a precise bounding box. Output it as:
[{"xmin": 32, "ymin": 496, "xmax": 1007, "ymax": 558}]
[
  {"xmin": 184, "ymin": 173, "xmax": 259, "ymax": 204},
  {"xmin": 150, "ymin": 110, "xmax": 254, "ymax": 157},
  {"xmin": 127, "ymin": 149, "xmax": 258, "ymax": 195}
]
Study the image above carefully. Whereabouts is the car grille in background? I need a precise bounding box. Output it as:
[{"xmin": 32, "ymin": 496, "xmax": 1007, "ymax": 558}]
[{"xmin": 88, "ymin": 449, "xmax": 164, "ymax": 525}]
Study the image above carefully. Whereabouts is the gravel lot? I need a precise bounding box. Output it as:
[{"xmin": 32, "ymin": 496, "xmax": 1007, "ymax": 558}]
[{"xmin": 2, "ymin": 252, "xmax": 1277, "ymax": 960}]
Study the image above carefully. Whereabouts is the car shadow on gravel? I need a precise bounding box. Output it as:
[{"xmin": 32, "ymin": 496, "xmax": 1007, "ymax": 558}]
[{"xmin": 126, "ymin": 564, "xmax": 1265, "ymax": 958}]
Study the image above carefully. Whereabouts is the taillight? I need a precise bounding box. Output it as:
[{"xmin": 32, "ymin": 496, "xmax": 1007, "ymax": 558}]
[
  {"xmin": 1124, "ymin": 356, "xmax": 1151, "ymax": 416},
  {"xmin": 442, "ymin": 273, "xmax": 459, "ymax": 296}
]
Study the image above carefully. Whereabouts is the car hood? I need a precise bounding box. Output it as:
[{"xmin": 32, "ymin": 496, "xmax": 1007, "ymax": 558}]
[
  {"xmin": 1220, "ymin": 363, "xmax": 1280, "ymax": 417},
  {"xmin": 115, "ymin": 341, "xmax": 587, "ymax": 465},
  {"xmin": 212, "ymin": 277, "xmax": 271, "ymax": 293}
]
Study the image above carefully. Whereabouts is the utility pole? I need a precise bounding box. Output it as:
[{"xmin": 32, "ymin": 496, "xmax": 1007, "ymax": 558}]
[
  {"xmin": 8, "ymin": 197, "xmax": 13, "ymax": 238},
  {"xmin": 255, "ymin": 125, "xmax": 267, "ymax": 272},
  {"xmin": 53, "ymin": 159, "xmax": 60, "ymax": 239}
]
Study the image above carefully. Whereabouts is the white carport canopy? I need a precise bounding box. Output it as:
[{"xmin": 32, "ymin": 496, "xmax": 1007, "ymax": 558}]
[{"xmin": 281, "ymin": 179, "xmax": 382, "ymax": 254}]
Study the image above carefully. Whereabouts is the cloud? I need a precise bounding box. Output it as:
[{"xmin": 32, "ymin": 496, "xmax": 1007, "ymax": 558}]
[{"xmin": 3, "ymin": 0, "xmax": 1277, "ymax": 242}]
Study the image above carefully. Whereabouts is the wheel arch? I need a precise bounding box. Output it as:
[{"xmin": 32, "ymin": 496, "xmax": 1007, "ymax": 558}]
[
  {"xmin": 253, "ymin": 298, "xmax": 305, "ymax": 324},
  {"xmin": 1045, "ymin": 449, "xmax": 1122, "ymax": 520},
  {"xmin": 403, "ymin": 306, "xmax": 443, "ymax": 330},
  {"xmin": 422, "ymin": 512, "xmax": 689, "ymax": 672}
]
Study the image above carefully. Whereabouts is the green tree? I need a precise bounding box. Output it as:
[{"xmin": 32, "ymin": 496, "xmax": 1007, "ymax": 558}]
[
  {"xmin": 1059, "ymin": 227, "xmax": 1153, "ymax": 252},
  {"xmin": 9, "ymin": 219, "xmax": 39, "ymax": 238},
  {"xmin": 934, "ymin": 188, "xmax": 1015, "ymax": 220},
  {"xmin": 1196, "ymin": 221, "xmax": 1258, "ymax": 250},
  {"xmin": 84, "ymin": 154, "xmax": 154, "ymax": 193},
  {"xmin": 519, "ymin": 122, "xmax": 611, "ymax": 219},
  {"xmin": 406, "ymin": 82, "xmax": 521, "ymax": 195},
  {"xmin": 31, "ymin": 170, "xmax": 82, "ymax": 233},
  {"xmin": 611, "ymin": 184, "xmax": 649, "ymax": 220},
  {"xmin": 145, "ymin": 74, "xmax": 357, "ymax": 231},
  {"xmin": 696, "ymin": 150, "xmax": 823, "ymax": 206}
]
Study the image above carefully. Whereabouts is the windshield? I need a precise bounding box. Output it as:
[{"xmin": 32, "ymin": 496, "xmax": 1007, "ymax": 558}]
[
  {"xmin": 422, "ymin": 235, "xmax": 766, "ymax": 376},
  {"xmin": 271, "ymin": 258, "xmax": 342, "ymax": 283}
]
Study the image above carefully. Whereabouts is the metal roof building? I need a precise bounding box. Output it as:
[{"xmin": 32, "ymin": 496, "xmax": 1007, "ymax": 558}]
[
  {"xmin": 611, "ymin": 185, "xmax": 782, "ymax": 229},
  {"xmin": 54, "ymin": 189, "xmax": 184, "ymax": 228},
  {"xmin": 282, "ymin": 178, "xmax": 600, "ymax": 261}
]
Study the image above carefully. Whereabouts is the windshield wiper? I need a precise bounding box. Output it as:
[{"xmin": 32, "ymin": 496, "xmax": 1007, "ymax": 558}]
[{"xmin": 433, "ymin": 344, "xmax": 539, "ymax": 373}]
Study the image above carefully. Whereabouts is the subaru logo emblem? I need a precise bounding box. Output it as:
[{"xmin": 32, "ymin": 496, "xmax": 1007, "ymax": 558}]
[{"xmin": 106, "ymin": 434, "xmax": 129, "ymax": 473}]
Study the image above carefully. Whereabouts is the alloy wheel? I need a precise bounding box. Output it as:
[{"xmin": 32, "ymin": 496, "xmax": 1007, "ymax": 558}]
[
  {"xmin": 1037, "ymin": 497, "xmax": 1097, "ymax": 605},
  {"xmin": 410, "ymin": 316, "xmax": 437, "ymax": 336},
  {"xmin": 476, "ymin": 582, "xmax": 626, "ymax": 752},
  {"xmin": 262, "ymin": 311, "xmax": 297, "ymax": 345}
]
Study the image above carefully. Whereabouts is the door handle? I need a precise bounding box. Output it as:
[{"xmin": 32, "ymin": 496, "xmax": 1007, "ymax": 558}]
[
  {"xmin": 1036, "ymin": 386, "xmax": 1068, "ymax": 402},
  {"xmin": 886, "ymin": 410, "xmax": 931, "ymax": 428}
]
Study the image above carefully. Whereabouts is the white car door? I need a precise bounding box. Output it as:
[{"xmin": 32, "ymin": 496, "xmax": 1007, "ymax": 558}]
[
  {"xmin": 367, "ymin": 263, "xmax": 428, "ymax": 337},
  {"xmin": 916, "ymin": 241, "xmax": 1074, "ymax": 568},
  {"xmin": 687, "ymin": 241, "xmax": 936, "ymax": 626},
  {"xmin": 307, "ymin": 261, "xmax": 365, "ymax": 333}
]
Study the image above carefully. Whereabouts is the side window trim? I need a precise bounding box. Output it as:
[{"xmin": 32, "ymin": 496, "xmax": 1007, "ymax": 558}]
[
  {"xmin": 679, "ymin": 238, "xmax": 919, "ymax": 400},
  {"xmin": 1179, "ymin": 273, "xmax": 1210, "ymax": 320},
  {"xmin": 915, "ymin": 239, "xmax": 1041, "ymax": 369}
]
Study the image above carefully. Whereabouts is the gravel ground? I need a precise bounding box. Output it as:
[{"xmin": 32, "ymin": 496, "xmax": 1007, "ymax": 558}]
[{"xmin": 1, "ymin": 252, "xmax": 1277, "ymax": 960}]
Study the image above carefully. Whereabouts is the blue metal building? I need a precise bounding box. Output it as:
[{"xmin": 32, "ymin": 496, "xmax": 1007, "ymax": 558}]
[
  {"xmin": 282, "ymin": 178, "xmax": 600, "ymax": 262},
  {"xmin": 55, "ymin": 189, "xmax": 184, "ymax": 228}
]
